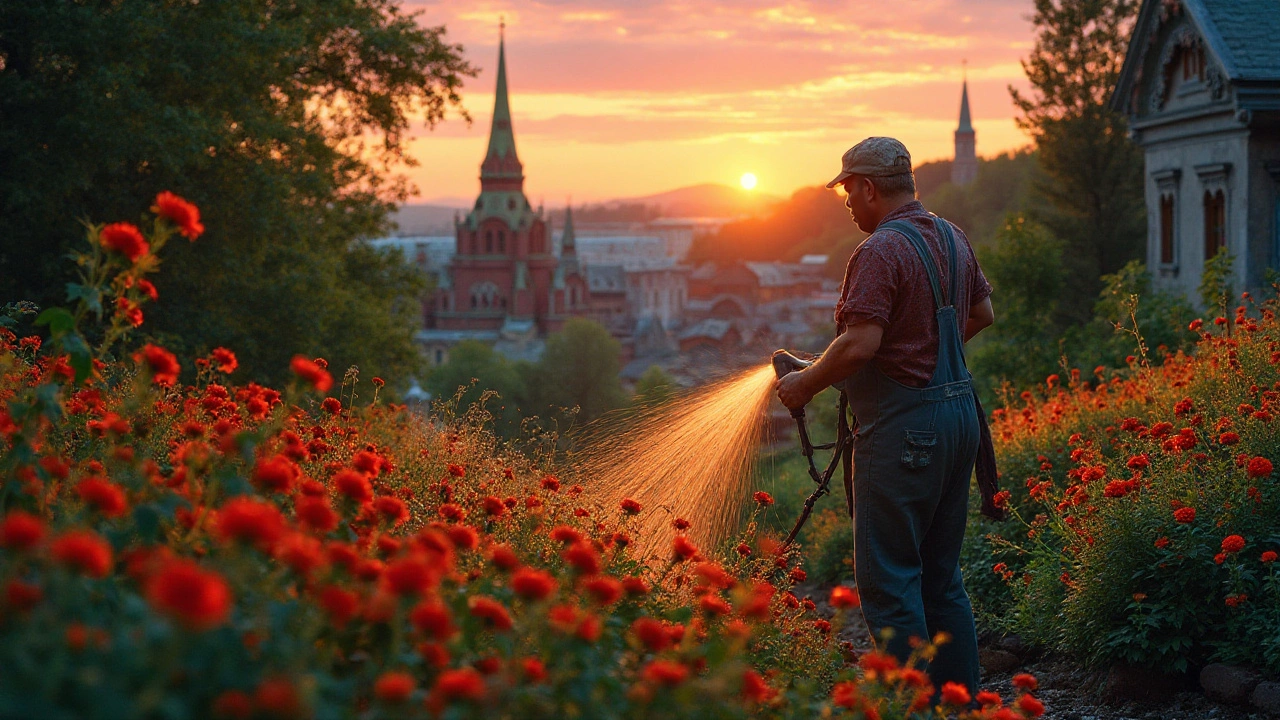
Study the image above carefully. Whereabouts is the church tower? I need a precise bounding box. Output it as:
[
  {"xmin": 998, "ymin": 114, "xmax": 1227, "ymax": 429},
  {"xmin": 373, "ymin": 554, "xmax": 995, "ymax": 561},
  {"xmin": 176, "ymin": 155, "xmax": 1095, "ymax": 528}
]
[
  {"xmin": 435, "ymin": 24, "xmax": 558, "ymax": 334},
  {"xmin": 951, "ymin": 75, "xmax": 978, "ymax": 186}
]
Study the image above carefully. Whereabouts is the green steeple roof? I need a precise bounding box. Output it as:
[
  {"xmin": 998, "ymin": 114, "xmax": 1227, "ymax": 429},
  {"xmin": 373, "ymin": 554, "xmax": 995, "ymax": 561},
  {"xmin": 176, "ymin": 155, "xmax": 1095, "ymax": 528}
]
[
  {"xmin": 483, "ymin": 27, "xmax": 520, "ymax": 173},
  {"xmin": 957, "ymin": 79, "xmax": 973, "ymax": 133}
]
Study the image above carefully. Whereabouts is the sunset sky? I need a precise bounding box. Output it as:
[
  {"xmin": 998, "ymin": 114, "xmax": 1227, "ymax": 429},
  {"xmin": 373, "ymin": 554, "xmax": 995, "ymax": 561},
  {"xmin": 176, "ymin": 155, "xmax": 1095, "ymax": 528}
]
[{"xmin": 401, "ymin": 1, "xmax": 1038, "ymax": 205}]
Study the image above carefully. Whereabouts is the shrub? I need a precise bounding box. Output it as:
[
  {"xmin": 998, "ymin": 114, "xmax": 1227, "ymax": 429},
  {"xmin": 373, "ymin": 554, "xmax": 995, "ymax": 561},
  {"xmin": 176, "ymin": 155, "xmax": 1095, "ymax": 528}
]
[{"xmin": 970, "ymin": 294, "xmax": 1280, "ymax": 673}]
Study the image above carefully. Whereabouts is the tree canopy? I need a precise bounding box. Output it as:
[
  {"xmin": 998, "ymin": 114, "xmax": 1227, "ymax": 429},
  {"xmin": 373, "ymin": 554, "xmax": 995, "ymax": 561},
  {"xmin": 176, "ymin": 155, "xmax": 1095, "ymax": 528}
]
[{"xmin": 0, "ymin": 0, "xmax": 475, "ymax": 387}]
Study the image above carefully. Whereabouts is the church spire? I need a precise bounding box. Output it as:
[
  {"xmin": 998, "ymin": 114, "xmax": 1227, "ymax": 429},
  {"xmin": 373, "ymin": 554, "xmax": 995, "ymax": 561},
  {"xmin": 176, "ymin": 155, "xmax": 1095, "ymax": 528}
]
[
  {"xmin": 562, "ymin": 204, "xmax": 576, "ymax": 254},
  {"xmin": 480, "ymin": 21, "xmax": 523, "ymax": 189},
  {"xmin": 957, "ymin": 77, "xmax": 974, "ymax": 134}
]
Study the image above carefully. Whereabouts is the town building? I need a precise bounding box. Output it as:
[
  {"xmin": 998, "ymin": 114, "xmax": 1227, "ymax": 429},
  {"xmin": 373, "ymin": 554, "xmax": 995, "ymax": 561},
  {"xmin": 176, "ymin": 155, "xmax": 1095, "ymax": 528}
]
[
  {"xmin": 952, "ymin": 77, "xmax": 978, "ymax": 186},
  {"xmin": 1112, "ymin": 0, "xmax": 1280, "ymax": 300}
]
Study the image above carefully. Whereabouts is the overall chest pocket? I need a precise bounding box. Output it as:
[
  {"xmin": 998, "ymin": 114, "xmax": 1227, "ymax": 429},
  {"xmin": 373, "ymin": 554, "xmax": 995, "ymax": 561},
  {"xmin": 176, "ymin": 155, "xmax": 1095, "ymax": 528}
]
[{"xmin": 900, "ymin": 429, "xmax": 937, "ymax": 470}]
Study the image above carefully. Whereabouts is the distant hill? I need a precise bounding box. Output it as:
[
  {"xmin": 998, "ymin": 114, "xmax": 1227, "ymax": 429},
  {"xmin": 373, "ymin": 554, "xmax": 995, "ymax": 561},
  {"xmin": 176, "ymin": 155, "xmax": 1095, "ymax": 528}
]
[
  {"xmin": 389, "ymin": 204, "xmax": 466, "ymax": 236},
  {"xmin": 611, "ymin": 183, "xmax": 781, "ymax": 218}
]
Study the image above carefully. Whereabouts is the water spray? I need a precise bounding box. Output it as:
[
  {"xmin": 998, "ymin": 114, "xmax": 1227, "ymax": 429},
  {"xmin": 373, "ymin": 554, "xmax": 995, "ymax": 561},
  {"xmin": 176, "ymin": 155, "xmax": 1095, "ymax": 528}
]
[{"xmin": 771, "ymin": 349, "xmax": 854, "ymax": 548}]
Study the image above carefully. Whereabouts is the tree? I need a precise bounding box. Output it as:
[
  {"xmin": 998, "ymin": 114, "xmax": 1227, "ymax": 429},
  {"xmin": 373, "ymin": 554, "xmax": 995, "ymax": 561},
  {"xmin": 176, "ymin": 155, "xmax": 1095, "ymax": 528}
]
[
  {"xmin": 632, "ymin": 365, "xmax": 679, "ymax": 407},
  {"xmin": 0, "ymin": 1, "xmax": 474, "ymax": 386},
  {"xmin": 424, "ymin": 341, "xmax": 527, "ymax": 436},
  {"xmin": 969, "ymin": 215, "xmax": 1069, "ymax": 399},
  {"xmin": 527, "ymin": 318, "xmax": 627, "ymax": 425},
  {"xmin": 1010, "ymin": 0, "xmax": 1146, "ymax": 324}
]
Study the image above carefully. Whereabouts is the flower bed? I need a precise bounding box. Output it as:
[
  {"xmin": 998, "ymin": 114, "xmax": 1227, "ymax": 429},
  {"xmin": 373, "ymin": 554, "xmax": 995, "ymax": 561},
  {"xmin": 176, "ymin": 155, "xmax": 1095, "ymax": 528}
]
[
  {"xmin": 0, "ymin": 198, "xmax": 1046, "ymax": 718},
  {"xmin": 972, "ymin": 305, "xmax": 1280, "ymax": 674}
]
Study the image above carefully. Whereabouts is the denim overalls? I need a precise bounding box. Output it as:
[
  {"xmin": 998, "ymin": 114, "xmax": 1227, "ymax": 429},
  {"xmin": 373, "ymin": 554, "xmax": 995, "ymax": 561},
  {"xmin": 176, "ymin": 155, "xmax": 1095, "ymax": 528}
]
[{"xmin": 842, "ymin": 215, "xmax": 982, "ymax": 695}]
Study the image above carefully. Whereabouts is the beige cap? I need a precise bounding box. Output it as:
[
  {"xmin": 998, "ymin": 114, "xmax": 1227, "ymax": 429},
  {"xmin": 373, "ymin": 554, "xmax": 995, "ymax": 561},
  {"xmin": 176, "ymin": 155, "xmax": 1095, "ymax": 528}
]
[{"xmin": 825, "ymin": 137, "xmax": 913, "ymax": 188}]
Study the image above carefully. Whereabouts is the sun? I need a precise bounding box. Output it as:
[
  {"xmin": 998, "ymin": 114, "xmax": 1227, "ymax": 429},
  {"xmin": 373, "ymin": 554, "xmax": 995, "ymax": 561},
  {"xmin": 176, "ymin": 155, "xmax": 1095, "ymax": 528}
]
[{"xmin": 739, "ymin": 172, "xmax": 758, "ymax": 191}]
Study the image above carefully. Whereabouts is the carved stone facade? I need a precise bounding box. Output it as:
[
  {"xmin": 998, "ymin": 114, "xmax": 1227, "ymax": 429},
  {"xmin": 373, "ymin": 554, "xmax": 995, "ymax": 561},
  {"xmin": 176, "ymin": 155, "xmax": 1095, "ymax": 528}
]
[{"xmin": 1112, "ymin": 0, "xmax": 1280, "ymax": 303}]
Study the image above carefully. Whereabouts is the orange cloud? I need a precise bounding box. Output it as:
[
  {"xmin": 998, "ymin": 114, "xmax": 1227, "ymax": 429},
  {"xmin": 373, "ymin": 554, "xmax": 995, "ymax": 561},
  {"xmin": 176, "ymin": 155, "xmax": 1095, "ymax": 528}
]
[{"xmin": 401, "ymin": 1, "xmax": 1035, "ymax": 203}]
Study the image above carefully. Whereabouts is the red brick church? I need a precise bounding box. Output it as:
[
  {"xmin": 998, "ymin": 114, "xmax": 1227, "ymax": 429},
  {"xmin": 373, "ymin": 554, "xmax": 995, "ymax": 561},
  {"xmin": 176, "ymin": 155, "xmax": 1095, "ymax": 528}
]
[{"xmin": 426, "ymin": 28, "xmax": 591, "ymax": 339}]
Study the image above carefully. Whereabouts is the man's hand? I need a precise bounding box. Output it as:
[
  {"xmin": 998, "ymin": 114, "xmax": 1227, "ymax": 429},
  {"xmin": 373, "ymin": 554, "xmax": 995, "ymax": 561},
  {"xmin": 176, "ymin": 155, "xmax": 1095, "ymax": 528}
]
[{"xmin": 775, "ymin": 371, "xmax": 816, "ymax": 411}]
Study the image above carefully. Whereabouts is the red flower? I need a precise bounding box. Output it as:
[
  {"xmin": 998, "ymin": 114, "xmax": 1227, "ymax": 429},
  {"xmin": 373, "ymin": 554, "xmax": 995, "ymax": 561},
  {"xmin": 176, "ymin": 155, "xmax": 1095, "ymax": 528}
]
[
  {"xmin": 632, "ymin": 617, "xmax": 671, "ymax": 652},
  {"xmin": 641, "ymin": 659, "xmax": 688, "ymax": 686},
  {"xmin": 1219, "ymin": 432, "xmax": 1240, "ymax": 446},
  {"xmin": 275, "ymin": 532, "xmax": 325, "ymax": 577},
  {"xmin": 49, "ymin": 530, "xmax": 113, "ymax": 577},
  {"xmin": 1126, "ymin": 454, "xmax": 1151, "ymax": 470},
  {"xmin": 0, "ymin": 510, "xmax": 46, "ymax": 551},
  {"xmin": 672, "ymin": 517, "xmax": 691, "ymax": 530},
  {"xmin": 409, "ymin": 600, "xmax": 456, "ymax": 640},
  {"xmin": 672, "ymin": 535, "xmax": 698, "ymax": 561},
  {"xmin": 789, "ymin": 567, "xmax": 807, "ymax": 583},
  {"xmin": 490, "ymin": 544, "xmax": 519, "ymax": 571},
  {"xmin": 317, "ymin": 585, "xmax": 360, "ymax": 627},
  {"xmin": 1155, "ymin": 536, "xmax": 1170, "ymax": 549},
  {"xmin": 373, "ymin": 671, "xmax": 415, "ymax": 703},
  {"xmin": 152, "ymin": 191, "xmax": 205, "ymax": 239},
  {"xmin": 371, "ymin": 376, "xmax": 385, "ymax": 388},
  {"xmin": 563, "ymin": 540, "xmax": 601, "ymax": 575},
  {"xmin": 1247, "ymin": 456, "xmax": 1273, "ymax": 478},
  {"xmin": 940, "ymin": 682, "xmax": 971, "ymax": 706},
  {"xmin": 210, "ymin": 348, "xmax": 237, "ymax": 374},
  {"xmin": 482, "ymin": 496, "xmax": 507, "ymax": 517},
  {"xmin": 253, "ymin": 678, "xmax": 303, "ymax": 719},
  {"xmin": 215, "ymin": 497, "xmax": 285, "ymax": 549},
  {"xmin": 450, "ymin": 464, "xmax": 467, "ymax": 478},
  {"xmin": 145, "ymin": 558, "xmax": 232, "ymax": 631},
  {"xmin": 75, "ymin": 476, "xmax": 128, "ymax": 517},
  {"xmin": 511, "ymin": 567, "xmax": 557, "ymax": 600},
  {"xmin": 1017, "ymin": 693, "xmax": 1046, "ymax": 717},
  {"xmin": 252, "ymin": 454, "xmax": 299, "ymax": 494},
  {"xmin": 1174, "ymin": 506, "xmax": 1196, "ymax": 524},
  {"xmin": 322, "ymin": 397, "xmax": 342, "ymax": 414},
  {"xmin": 446, "ymin": 524, "xmax": 479, "ymax": 551},
  {"xmin": 741, "ymin": 669, "xmax": 776, "ymax": 703},
  {"xmin": 468, "ymin": 595, "xmax": 513, "ymax": 631},
  {"xmin": 433, "ymin": 668, "xmax": 485, "ymax": 702},
  {"xmin": 550, "ymin": 525, "xmax": 582, "ymax": 544},
  {"xmin": 100, "ymin": 222, "xmax": 149, "ymax": 261},
  {"xmin": 1261, "ymin": 551, "xmax": 1277, "ymax": 563},
  {"xmin": 134, "ymin": 344, "xmax": 180, "ymax": 386},
  {"xmin": 383, "ymin": 555, "xmax": 442, "ymax": 597},
  {"xmin": 976, "ymin": 690, "xmax": 1002, "ymax": 707},
  {"xmin": 736, "ymin": 542, "xmax": 752, "ymax": 556},
  {"xmin": 699, "ymin": 593, "xmax": 731, "ymax": 615},
  {"xmin": 521, "ymin": 657, "xmax": 547, "ymax": 683},
  {"xmin": 830, "ymin": 585, "xmax": 861, "ymax": 609},
  {"xmin": 294, "ymin": 495, "xmax": 339, "ymax": 534},
  {"xmin": 1222, "ymin": 535, "xmax": 1246, "ymax": 554},
  {"xmin": 753, "ymin": 491, "xmax": 774, "ymax": 506},
  {"xmin": 620, "ymin": 498, "xmax": 642, "ymax": 514},
  {"xmin": 1012, "ymin": 673, "xmax": 1039, "ymax": 690},
  {"xmin": 333, "ymin": 469, "xmax": 373, "ymax": 504},
  {"xmin": 373, "ymin": 496, "xmax": 409, "ymax": 526},
  {"xmin": 211, "ymin": 690, "xmax": 253, "ymax": 719},
  {"xmin": 290, "ymin": 355, "xmax": 333, "ymax": 393}
]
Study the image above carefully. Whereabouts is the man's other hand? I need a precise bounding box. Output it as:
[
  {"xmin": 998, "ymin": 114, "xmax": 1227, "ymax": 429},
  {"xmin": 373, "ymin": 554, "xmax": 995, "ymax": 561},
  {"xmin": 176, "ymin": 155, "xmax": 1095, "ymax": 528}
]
[{"xmin": 775, "ymin": 371, "xmax": 815, "ymax": 410}]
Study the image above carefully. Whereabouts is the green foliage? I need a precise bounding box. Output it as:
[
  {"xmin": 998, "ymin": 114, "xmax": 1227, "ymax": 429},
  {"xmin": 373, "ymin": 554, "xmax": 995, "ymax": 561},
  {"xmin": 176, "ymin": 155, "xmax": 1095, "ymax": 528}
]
[
  {"xmin": 633, "ymin": 365, "xmax": 679, "ymax": 407},
  {"xmin": 0, "ymin": 0, "xmax": 475, "ymax": 386},
  {"xmin": 423, "ymin": 340, "xmax": 528, "ymax": 436},
  {"xmin": 1010, "ymin": 0, "xmax": 1146, "ymax": 324},
  {"xmin": 527, "ymin": 318, "xmax": 628, "ymax": 425},
  {"xmin": 969, "ymin": 216, "xmax": 1069, "ymax": 398},
  {"xmin": 922, "ymin": 150, "xmax": 1040, "ymax": 247},
  {"xmin": 1199, "ymin": 247, "xmax": 1237, "ymax": 317}
]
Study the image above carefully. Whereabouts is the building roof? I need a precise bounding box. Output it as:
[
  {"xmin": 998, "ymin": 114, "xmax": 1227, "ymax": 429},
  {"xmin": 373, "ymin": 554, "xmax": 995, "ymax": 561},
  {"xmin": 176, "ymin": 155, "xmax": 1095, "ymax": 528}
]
[
  {"xmin": 484, "ymin": 27, "xmax": 520, "ymax": 175},
  {"xmin": 957, "ymin": 79, "xmax": 974, "ymax": 133},
  {"xmin": 1113, "ymin": 0, "xmax": 1280, "ymax": 113},
  {"xmin": 587, "ymin": 265, "xmax": 626, "ymax": 293},
  {"xmin": 679, "ymin": 318, "xmax": 735, "ymax": 341},
  {"xmin": 1189, "ymin": 0, "xmax": 1280, "ymax": 82}
]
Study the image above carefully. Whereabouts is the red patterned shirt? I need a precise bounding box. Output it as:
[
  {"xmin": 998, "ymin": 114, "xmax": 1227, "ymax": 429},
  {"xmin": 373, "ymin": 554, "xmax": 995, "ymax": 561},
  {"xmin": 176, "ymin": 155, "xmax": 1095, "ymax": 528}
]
[{"xmin": 834, "ymin": 201, "xmax": 992, "ymax": 388}]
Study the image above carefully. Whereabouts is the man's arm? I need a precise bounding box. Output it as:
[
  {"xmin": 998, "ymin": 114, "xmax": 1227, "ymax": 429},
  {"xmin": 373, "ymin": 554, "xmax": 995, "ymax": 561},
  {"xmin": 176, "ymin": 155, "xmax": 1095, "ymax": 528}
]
[
  {"xmin": 775, "ymin": 321, "xmax": 883, "ymax": 410},
  {"xmin": 964, "ymin": 297, "xmax": 994, "ymax": 343}
]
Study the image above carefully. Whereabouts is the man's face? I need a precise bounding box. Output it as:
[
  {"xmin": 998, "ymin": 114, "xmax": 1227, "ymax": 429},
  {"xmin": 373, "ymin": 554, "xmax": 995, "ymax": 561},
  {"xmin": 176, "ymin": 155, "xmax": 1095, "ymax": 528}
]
[{"xmin": 841, "ymin": 177, "xmax": 874, "ymax": 234}]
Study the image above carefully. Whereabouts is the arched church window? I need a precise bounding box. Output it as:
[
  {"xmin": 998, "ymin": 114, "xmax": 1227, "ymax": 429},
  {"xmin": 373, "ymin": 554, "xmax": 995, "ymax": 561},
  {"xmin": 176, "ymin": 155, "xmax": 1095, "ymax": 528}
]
[
  {"xmin": 498, "ymin": 232, "xmax": 506, "ymax": 253},
  {"xmin": 485, "ymin": 230, "xmax": 493, "ymax": 253}
]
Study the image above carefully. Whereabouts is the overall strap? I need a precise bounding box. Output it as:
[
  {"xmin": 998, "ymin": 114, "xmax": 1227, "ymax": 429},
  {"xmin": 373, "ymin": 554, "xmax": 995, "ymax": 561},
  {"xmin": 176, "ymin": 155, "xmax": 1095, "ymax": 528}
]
[
  {"xmin": 934, "ymin": 216, "xmax": 962, "ymax": 308},
  {"xmin": 879, "ymin": 219, "xmax": 947, "ymax": 310}
]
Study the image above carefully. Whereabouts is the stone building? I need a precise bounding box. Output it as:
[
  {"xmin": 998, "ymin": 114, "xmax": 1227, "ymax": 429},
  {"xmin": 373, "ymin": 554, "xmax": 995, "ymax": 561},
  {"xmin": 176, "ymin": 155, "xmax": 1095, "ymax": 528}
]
[
  {"xmin": 1112, "ymin": 0, "xmax": 1280, "ymax": 300},
  {"xmin": 952, "ymin": 78, "xmax": 978, "ymax": 186}
]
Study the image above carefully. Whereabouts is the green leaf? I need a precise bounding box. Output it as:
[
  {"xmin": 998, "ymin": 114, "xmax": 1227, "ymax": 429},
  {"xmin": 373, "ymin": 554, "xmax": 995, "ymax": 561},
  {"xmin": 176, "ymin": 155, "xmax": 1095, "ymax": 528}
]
[
  {"xmin": 61, "ymin": 333, "xmax": 93, "ymax": 383},
  {"xmin": 34, "ymin": 307, "xmax": 75, "ymax": 336},
  {"xmin": 65, "ymin": 282, "xmax": 103, "ymax": 317}
]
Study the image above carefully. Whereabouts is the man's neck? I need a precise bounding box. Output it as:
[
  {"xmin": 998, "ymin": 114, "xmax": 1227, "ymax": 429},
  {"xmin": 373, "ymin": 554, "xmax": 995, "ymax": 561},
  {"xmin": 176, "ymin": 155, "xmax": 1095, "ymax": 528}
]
[{"xmin": 871, "ymin": 195, "xmax": 917, "ymax": 229}]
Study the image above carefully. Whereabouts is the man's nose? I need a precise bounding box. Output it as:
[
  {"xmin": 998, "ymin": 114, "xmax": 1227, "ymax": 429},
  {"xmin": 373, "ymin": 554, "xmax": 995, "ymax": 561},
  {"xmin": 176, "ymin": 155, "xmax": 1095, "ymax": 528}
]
[{"xmin": 844, "ymin": 195, "xmax": 854, "ymax": 210}]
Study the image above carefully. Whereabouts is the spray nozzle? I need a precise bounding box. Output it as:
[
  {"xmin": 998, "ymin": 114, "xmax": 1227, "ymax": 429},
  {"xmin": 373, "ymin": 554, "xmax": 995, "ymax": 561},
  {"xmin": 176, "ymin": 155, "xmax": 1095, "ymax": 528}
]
[{"xmin": 771, "ymin": 349, "xmax": 813, "ymax": 379}]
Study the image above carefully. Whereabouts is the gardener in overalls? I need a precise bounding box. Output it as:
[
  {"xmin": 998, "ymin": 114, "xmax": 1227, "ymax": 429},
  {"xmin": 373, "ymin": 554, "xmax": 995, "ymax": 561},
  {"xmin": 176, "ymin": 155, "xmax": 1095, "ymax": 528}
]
[{"xmin": 775, "ymin": 137, "xmax": 996, "ymax": 696}]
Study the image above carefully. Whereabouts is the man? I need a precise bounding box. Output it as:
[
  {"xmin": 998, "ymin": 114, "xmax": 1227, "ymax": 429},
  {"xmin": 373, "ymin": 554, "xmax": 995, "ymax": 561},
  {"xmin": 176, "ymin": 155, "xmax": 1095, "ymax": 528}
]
[{"xmin": 775, "ymin": 137, "xmax": 995, "ymax": 696}]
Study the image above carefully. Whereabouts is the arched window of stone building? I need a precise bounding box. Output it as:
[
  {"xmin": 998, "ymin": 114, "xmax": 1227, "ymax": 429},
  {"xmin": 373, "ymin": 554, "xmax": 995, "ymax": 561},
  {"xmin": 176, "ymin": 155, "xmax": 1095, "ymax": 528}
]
[
  {"xmin": 485, "ymin": 230, "xmax": 493, "ymax": 254},
  {"xmin": 1204, "ymin": 190, "xmax": 1226, "ymax": 260},
  {"xmin": 470, "ymin": 282, "xmax": 499, "ymax": 311},
  {"xmin": 498, "ymin": 231, "xmax": 506, "ymax": 253}
]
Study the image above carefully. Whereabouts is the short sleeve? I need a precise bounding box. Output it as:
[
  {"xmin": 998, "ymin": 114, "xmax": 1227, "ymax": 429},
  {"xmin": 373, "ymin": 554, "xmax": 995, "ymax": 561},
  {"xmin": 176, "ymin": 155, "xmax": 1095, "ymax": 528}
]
[
  {"xmin": 958, "ymin": 229, "xmax": 992, "ymax": 305},
  {"xmin": 835, "ymin": 242, "xmax": 895, "ymax": 330}
]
